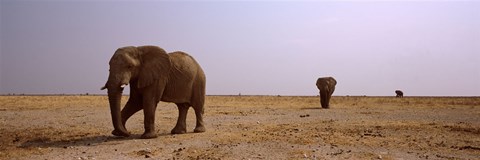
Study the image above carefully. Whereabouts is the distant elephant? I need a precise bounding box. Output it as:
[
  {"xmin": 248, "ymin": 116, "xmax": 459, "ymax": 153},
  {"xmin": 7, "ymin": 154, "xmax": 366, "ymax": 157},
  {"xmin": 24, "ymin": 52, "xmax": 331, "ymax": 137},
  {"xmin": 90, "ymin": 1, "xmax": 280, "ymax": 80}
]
[
  {"xmin": 395, "ymin": 90, "xmax": 403, "ymax": 98},
  {"xmin": 316, "ymin": 77, "xmax": 337, "ymax": 109},
  {"xmin": 101, "ymin": 45, "xmax": 206, "ymax": 139}
]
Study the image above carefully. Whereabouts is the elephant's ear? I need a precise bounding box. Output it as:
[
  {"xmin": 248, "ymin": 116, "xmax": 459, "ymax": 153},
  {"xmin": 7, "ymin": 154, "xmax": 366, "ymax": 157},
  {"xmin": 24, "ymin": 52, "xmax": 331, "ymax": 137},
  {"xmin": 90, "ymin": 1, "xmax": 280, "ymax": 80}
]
[
  {"xmin": 137, "ymin": 46, "xmax": 171, "ymax": 88},
  {"xmin": 330, "ymin": 77, "xmax": 337, "ymax": 85}
]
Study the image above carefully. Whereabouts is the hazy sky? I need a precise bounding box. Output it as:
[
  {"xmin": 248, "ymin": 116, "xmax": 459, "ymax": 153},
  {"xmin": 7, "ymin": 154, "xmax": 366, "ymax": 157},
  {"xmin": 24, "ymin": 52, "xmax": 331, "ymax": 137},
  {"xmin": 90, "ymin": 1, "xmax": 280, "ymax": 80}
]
[{"xmin": 1, "ymin": 1, "xmax": 479, "ymax": 96}]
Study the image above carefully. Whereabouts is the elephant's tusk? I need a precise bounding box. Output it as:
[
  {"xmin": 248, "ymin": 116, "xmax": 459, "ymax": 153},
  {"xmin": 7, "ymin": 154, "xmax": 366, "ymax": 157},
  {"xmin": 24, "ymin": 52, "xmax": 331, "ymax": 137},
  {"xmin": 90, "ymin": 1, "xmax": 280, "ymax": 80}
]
[{"xmin": 120, "ymin": 84, "xmax": 128, "ymax": 88}]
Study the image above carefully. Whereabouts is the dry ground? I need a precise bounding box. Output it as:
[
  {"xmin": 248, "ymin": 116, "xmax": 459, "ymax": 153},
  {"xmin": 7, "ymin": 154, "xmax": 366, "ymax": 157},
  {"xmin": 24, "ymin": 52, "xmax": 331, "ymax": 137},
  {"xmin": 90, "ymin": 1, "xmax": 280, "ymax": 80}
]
[{"xmin": 0, "ymin": 95, "xmax": 479, "ymax": 159}]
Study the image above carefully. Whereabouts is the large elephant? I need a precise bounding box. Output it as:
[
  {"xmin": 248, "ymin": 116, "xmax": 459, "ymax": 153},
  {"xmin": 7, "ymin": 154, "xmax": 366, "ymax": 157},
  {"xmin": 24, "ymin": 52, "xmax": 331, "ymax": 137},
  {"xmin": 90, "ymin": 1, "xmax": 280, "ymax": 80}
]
[
  {"xmin": 101, "ymin": 45, "xmax": 206, "ymax": 139},
  {"xmin": 395, "ymin": 90, "xmax": 404, "ymax": 98},
  {"xmin": 316, "ymin": 77, "xmax": 337, "ymax": 109}
]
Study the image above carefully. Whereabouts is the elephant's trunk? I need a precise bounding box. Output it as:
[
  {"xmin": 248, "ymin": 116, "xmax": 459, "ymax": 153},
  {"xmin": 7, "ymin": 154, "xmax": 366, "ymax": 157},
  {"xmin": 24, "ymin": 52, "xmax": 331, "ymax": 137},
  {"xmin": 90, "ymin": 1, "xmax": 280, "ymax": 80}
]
[{"xmin": 107, "ymin": 87, "xmax": 130, "ymax": 137}]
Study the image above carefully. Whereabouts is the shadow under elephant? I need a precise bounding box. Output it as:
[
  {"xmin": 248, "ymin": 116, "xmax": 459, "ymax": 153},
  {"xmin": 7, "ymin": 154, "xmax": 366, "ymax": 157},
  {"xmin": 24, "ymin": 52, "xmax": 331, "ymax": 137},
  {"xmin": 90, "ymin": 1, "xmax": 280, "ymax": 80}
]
[{"xmin": 19, "ymin": 132, "xmax": 177, "ymax": 149}]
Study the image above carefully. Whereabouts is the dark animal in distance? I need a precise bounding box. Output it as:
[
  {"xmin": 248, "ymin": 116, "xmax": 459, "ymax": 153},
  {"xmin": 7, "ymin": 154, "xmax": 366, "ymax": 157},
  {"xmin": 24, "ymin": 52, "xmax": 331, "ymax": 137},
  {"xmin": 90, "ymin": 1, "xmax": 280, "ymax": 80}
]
[{"xmin": 395, "ymin": 90, "xmax": 404, "ymax": 98}]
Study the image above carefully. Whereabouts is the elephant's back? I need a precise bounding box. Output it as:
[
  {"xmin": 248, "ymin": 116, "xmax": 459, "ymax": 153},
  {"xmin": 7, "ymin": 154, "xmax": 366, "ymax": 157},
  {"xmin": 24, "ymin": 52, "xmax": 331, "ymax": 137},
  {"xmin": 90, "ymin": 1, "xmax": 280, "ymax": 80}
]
[
  {"xmin": 169, "ymin": 51, "xmax": 205, "ymax": 78},
  {"xmin": 164, "ymin": 51, "xmax": 206, "ymax": 104},
  {"xmin": 169, "ymin": 51, "xmax": 201, "ymax": 67}
]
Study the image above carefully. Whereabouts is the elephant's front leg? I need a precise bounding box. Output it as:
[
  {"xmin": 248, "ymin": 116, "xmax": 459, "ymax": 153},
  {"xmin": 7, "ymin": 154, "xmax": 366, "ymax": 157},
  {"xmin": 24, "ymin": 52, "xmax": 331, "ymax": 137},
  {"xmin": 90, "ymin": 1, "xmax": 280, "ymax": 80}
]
[
  {"xmin": 141, "ymin": 99, "xmax": 158, "ymax": 139},
  {"xmin": 121, "ymin": 99, "xmax": 142, "ymax": 127},
  {"xmin": 171, "ymin": 103, "xmax": 189, "ymax": 134},
  {"xmin": 111, "ymin": 100, "xmax": 140, "ymax": 137}
]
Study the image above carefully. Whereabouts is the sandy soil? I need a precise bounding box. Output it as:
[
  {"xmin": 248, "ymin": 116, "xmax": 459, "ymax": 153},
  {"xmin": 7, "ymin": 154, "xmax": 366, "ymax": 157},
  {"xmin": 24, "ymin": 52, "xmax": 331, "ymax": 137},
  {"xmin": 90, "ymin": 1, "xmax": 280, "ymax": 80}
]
[{"xmin": 0, "ymin": 95, "xmax": 479, "ymax": 160}]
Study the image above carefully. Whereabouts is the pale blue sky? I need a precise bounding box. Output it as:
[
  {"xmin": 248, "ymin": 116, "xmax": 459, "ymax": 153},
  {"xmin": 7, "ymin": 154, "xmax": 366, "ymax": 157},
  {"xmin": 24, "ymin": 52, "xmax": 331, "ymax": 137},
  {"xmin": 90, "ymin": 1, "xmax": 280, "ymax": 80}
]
[{"xmin": 1, "ymin": 1, "xmax": 479, "ymax": 96}]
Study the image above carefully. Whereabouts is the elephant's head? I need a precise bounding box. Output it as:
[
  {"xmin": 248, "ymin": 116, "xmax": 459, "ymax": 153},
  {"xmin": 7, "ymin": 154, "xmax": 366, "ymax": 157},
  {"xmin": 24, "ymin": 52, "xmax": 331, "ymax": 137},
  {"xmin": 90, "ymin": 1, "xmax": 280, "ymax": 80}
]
[
  {"xmin": 316, "ymin": 77, "xmax": 336, "ymax": 91},
  {"xmin": 101, "ymin": 46, "xmax": 171, "ymax": 136},
  {"xmin": 101, "ymin": 47, "xmax": 140, "ymax": 91}
]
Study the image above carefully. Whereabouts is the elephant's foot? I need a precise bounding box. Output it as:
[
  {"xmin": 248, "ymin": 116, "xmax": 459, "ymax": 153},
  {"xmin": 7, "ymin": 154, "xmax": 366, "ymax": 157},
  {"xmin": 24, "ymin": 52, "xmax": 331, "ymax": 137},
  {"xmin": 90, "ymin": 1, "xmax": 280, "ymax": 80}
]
[
  {"xmin": 140, "ymin": 132, "xmax": 157, "ymax": 139},
  {"xmin": 171, "ymin": 127, "xmax": 187, "ymax": 134},
  {"xmin": 193, "ymin": 126, "xmax": 206, "ymax": 133},
  {"xmin": 111, "ymin": 129, "xmax": 130, "ymax": 137}
]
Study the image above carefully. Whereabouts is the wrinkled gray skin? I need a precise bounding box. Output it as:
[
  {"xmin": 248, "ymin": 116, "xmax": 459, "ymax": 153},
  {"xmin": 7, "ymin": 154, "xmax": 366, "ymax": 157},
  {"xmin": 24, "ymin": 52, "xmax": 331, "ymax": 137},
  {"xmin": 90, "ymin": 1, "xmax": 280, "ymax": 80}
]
[
  {"xmin": 101, "ymin": 46, "xmax": 206, "ymax": 139},
  {"xmin": 316, "ymin": 77, "xmax": 337, "ymax": 109},
  {"xmin": 395, "ymin": 90, "xmax": 404, "ymax": 98}
]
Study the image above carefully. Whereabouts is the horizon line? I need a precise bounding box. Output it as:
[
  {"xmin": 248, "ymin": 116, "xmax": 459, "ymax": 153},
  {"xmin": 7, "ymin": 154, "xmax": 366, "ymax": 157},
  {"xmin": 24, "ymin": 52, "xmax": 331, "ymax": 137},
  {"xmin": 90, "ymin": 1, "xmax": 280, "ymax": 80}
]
[{"xmin": 1, "ymin": 93, "xmax": 478, "ymax": 98}]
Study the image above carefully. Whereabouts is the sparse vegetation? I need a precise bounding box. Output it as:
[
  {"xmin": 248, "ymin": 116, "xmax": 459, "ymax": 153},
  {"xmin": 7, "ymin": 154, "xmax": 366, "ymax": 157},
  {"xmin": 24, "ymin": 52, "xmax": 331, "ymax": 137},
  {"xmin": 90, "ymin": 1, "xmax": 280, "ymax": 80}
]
[{"xmin": 0, "ymin": 95, "xmax": 479, "ymax": 159}]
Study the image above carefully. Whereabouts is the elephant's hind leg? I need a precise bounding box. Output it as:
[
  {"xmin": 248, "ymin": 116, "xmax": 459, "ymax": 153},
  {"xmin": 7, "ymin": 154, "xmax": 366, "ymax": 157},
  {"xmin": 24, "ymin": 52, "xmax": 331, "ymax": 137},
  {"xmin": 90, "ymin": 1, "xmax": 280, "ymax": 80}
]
[
  {"xmin": 171, "ymin": 103, "xmax": 189, "ymax": 134},
  {"xmin": 193, "ymin": 105, "xmax": 206, "ymax": 133}
]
